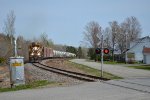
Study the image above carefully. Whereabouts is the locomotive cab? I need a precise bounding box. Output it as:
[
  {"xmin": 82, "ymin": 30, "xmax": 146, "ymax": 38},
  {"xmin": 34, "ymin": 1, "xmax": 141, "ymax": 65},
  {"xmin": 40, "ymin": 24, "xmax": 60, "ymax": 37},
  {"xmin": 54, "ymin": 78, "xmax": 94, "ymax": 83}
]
[{"xmin": 29, "ymin": 42, "xmax": 43, "ymax": 62}]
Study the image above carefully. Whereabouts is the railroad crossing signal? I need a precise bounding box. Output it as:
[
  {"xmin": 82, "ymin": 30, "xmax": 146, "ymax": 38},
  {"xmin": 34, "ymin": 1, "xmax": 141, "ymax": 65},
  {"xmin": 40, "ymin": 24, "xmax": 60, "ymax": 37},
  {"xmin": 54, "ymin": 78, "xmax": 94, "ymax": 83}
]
[
  {"xmin": 95, "ymin": 48, "xmax": 101, "ymax": 54},
  {"xmin": 95, "ymin": 48, "xmax": 109, "ymax": 54},
  {"xmin": 103, "ymin": 48, "xmax": 109, "ymax": 54}
]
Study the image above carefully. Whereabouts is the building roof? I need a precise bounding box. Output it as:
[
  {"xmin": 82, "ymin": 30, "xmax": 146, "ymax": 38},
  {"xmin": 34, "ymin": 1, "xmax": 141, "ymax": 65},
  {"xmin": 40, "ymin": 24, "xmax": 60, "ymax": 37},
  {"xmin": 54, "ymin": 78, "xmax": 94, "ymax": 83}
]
[
  {"xmin": 143, "ymin": 47, "xmax": 150, "ymax": 53},
  {"xmin": 128, "ymin": 36, "xmax": 150, "ymax": 51},
  {"xmin": 134, "ymin": 36, "xmax": 150, "ymax": 42}
]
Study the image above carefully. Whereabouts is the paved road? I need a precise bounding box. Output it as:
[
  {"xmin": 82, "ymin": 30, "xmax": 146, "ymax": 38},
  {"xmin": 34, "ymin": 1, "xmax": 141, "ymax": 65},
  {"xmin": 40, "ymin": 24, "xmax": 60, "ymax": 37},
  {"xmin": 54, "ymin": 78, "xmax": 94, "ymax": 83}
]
[
  {"xmin": 70, "ymin": 59, "xmax": 150, "ymax": 78},
  {"xmin": 0, "ymin": 80, "xmax": 150, "ymax": 100}
]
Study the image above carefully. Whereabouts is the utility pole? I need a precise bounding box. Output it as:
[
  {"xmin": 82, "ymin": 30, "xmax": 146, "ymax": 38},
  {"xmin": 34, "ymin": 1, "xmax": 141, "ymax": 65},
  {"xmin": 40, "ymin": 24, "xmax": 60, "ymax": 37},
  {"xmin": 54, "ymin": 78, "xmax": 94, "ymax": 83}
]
[
  {"xmin": 96, "ymin": 33, "xmax": 104, "ymax": 78},
  {"xmin": 14, "ymin": 39, "xmax": 17, "ymax": 57},
  {"xmin": 125, "ymin": 32, "xmax": 127, "ymax": 64},
  {"xmin": 101, "ymin": 34, "xmax": 103, "ymax": 77}
]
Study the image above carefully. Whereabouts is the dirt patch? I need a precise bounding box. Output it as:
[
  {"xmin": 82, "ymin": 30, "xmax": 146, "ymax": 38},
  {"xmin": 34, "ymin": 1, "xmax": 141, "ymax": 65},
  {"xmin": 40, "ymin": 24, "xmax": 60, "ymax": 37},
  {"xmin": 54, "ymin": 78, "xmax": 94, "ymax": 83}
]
[
  {"xmin": 45, "ymin": 59, "xmax": 85, "ymax": 74},
  {"xmin": 0, "ymin": 65, "xmax": 10, "ymax": 88}
]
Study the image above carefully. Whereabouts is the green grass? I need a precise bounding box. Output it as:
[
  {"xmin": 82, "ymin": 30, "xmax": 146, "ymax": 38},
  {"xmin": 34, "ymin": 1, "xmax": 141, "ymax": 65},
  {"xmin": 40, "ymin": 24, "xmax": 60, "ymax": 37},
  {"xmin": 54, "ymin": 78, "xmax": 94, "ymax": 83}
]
[
  {"xmin": 104, "ymin": 61, "xmax": 125, "ymax": 64},
  {"xmin": 86, "ymin": 59, "xmax": 125, "ymax": 65},
  {"xmin": 0, "ymin": 80, "xmax": 57, "ymax": 92},
  {"xmin": 127, "ymin": 65, "xmax": 150, "ymax": 70},
  {"xmin": 67, "ymin": 61, "xmax": 122, "ymax": 80}
]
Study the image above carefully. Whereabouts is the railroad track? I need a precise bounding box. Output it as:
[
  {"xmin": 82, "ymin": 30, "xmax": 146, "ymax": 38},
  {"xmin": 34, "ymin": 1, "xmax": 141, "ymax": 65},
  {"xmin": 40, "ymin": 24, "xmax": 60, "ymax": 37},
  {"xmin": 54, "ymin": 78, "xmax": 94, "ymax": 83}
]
[
  {"xmin": 31, "ymin": 62, "xmax": 109, "ymax": 82},
  {"xmin": 100, "ymin": 79, "xmax": 150, "ymax": 94},
  {"xmin": 31, "ymin": 61, "xmax": 150, "ymax": 94}
]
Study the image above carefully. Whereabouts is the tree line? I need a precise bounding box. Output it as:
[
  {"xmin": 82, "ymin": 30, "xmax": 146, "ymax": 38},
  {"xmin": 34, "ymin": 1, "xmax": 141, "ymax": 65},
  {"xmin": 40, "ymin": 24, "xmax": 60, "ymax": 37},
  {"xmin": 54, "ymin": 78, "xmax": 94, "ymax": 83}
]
[
  {"xmin": 83, "ymin": 17, "xmax": 142, "ymax": 61},
  {"xmin": 0, "ymin": 10, "xmax": 85, "ymax": 64},
  {"xmin": 0, "ymin": 10, "xmax": 142, "ymax": 63}
]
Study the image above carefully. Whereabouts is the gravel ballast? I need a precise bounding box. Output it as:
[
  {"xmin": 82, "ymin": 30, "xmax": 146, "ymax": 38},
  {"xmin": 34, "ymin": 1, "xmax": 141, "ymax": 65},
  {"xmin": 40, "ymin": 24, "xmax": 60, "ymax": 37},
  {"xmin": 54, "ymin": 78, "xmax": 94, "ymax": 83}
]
[{"xmin": 0, "ymin": 59, "xmax": 86, "ymax": 88}]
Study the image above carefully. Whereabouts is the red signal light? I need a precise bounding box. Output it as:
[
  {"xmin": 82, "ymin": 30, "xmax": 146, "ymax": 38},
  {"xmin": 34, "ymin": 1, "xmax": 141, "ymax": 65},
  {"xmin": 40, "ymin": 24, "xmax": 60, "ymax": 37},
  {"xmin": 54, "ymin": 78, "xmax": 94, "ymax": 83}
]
[{"xmin": 103, "ymin": 48, "xmax": 109, "ymax": 54}]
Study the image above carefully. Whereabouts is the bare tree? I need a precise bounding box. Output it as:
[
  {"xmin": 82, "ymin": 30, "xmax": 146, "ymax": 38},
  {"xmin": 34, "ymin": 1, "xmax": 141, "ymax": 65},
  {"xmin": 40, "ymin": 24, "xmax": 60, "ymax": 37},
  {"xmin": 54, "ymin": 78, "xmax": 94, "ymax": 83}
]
[
  {"xmin": 17, "ymin": 35, "xmax": 25, "ymax": 56},
  {"xmin": 109, "ymin": 21, "xmax": 120, "ymax": 61},
  {"xmin": 116, "ymin": 26, "xmax": 126, "ymax": 54},
  {"xmin": 40, "ymin": 32, "xmax": 53, "ymax": 47},
  {"xmin": 119, "ymin": 16, "xmax": 142, "ymax": 51},
  {"xmin": 0, "ymin": 33, "xmax": 14, "ymax": 63},
  {"xmin": 0, "ymin": 33, "xmax": 9, "ymax": 57},
  {"xmin": 2, "ymin": 10, "xmax": 16, "ymax": 59},
  {"xmin": 4, "ymin": 10, "xmax": 16, "ymax": 45},
  {"xmin": 103, "ymin": 27, "xmax": 112, "ymax": 49},
  {"xmin": 125, "ymin": 16, "xmax": 141, "ymax": 41},
  {"xmin": 53, "ymin": 44, "xmax": 66, "ymax": 51},
  {"xmin": 83, "ymin": 21, "xmax": 102, "ymax": 49},
  {"xmin": 17, "ymin": 36, "xmax": 31, "ymax": 61}
]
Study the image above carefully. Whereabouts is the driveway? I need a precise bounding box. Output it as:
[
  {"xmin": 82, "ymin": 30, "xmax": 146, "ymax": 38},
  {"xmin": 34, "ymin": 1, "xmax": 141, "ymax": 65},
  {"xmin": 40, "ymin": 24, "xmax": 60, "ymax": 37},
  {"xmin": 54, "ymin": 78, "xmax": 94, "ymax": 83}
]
[{"xmin": 70, "ymin": 59, "xmax": 150, "ymax": 78}]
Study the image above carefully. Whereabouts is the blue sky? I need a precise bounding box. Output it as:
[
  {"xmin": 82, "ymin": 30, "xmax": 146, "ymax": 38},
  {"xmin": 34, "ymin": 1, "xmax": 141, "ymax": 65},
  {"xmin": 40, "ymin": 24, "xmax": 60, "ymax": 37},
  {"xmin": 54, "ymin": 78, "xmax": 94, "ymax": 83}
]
[{"xmin": 0, "ymin": 0, "xmax": 150, "ymax": 47}]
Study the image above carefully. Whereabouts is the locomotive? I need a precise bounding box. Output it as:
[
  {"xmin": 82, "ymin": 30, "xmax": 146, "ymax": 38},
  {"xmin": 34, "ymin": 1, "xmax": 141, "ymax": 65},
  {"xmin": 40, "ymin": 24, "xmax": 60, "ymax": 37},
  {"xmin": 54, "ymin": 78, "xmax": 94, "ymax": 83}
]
[{"xmin": 29, "ymin": 42, "xmax": 76, "ymax": 62}]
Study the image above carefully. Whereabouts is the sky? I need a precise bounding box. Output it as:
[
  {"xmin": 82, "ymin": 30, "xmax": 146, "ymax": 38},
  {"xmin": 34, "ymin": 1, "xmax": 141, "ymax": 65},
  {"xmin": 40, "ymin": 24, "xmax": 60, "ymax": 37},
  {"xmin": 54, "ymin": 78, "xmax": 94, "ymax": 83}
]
[{"xmin": 0, "ymin": 0, "xmax": 150, "ymax": 47}]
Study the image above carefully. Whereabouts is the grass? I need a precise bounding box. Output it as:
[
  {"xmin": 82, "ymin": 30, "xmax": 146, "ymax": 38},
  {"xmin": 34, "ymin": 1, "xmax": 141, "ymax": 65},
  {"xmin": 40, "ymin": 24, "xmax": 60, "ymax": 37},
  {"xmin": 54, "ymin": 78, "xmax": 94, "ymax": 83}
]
[
  {"xmin": 0, "ymin": 80, "xmax": 58, "ymax": 92},
  {"xmin": 104, "ymin": 61, "xmax": 125, "ymax": 65},
  {"xmin": 67, "ymin": 61, "xmax": 122, "ymax": 80},
  {"xmin": 127, "ymin": 65, "xmax": 150, "ymax": 70},
  {"xmin": 86, "ymin": 59, "xmax": 125, "ymax": 65}
]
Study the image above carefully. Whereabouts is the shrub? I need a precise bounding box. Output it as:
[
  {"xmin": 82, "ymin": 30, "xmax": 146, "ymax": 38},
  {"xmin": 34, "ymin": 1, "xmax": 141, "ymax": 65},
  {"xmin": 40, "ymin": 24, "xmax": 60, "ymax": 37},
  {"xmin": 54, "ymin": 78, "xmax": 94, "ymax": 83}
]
[{"xmin": 0, "ymin": 57, "xmax": 5, "ymax": 64}]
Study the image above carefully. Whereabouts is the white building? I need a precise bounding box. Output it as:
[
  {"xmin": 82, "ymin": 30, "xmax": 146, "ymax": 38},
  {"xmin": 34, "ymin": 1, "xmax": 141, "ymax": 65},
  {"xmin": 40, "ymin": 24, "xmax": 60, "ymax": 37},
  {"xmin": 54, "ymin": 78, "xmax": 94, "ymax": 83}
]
[
  {"xmin": 126, "ymin": 36, "xmax": 150, "ymax": 62},
  {"xmin": 143, "ymin": 47, "xmax": 150, "ymax": 64}
]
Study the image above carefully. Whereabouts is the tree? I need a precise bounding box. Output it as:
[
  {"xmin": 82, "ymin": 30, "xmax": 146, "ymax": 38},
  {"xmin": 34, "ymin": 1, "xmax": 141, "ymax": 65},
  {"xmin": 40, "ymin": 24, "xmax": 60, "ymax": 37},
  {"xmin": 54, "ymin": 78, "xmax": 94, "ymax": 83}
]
[
  {"xmin": 116, "ymin": 26, "xmax": 126, "ymax": 54},
  {"xmin": 83, "ymin": 21, "xmax": 102, "ymax": 49},
  {"xmin": 40, "ymin": 32, "xmax": 53, "ymax": 47},
  {"xmin": 53, "ymin": 44, "xmax": 66, "ymax": 51},
  {"xmin": 2, "ymin": 10, "xmax": 16, "ymax": 58},
  {"xmin": 109, "ymin": 21, "xmax": 120, "ymax": 61},
  {"xmin": 66, "ymin": 46, "xmax": 77, "ymax": 54},
  {"xmin": 115, "ymin": 16, "xmax": 142, "ymax": 54},
  {"xmin": 121, "ymin": 16, "xmax": 142, "ymax": 46},
  {"xmin": 0, "ymin": 33, "xmax": 9, "ymax": 57},
  {"xmin": 103, "ymin": 27, "xmax": 112, "ymax": 49},
  {"xmin": 126, "ymin": 16, "xmax": 141, "ymax": 41},
  {"xmin": 4, "ymin": 10, "xmax": 16, "ymax": 45},
  {"xmin": 87, "ymin": 48, "xmax": 96, "ymax": 60},
  {"xmin": 16, "ymin": 36, "xmax": 31, "ymax": 61},
  {"xmin": 77, "ymin": 46, "xmax": 82, "ymax": 58}
]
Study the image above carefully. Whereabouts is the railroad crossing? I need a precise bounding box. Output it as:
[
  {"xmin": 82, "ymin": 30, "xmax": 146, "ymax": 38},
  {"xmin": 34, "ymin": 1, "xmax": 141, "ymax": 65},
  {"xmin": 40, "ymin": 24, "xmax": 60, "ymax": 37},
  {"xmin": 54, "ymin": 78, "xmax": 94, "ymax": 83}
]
[
  {"xmin": 70, "ymin": 59, "xmax": 150, "ymax": 78},
  {"xmin": 0, "ymin": 79, "xmax": 150, "ymax": 100},
  {"xmin": 0, "ymin": 59, "xmax": 150, "ymax": 100}
]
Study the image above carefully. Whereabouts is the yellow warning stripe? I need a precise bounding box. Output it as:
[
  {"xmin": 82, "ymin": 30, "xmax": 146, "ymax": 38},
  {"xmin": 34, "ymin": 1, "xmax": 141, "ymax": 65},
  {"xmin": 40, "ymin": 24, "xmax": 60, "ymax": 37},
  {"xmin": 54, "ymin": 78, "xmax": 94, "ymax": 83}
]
[{"xmin": 12, "ymin": 63, "xmax": 23, "ymax": 67}]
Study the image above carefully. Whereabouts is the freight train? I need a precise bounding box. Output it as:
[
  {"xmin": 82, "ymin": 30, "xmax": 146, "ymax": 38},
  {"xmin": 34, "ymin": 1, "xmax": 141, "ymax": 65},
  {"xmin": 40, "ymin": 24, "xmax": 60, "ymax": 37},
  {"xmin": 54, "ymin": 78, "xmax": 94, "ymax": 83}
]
[{"xmin": 29, "ymin": 42, "xmax": 76, "ymax": 62}]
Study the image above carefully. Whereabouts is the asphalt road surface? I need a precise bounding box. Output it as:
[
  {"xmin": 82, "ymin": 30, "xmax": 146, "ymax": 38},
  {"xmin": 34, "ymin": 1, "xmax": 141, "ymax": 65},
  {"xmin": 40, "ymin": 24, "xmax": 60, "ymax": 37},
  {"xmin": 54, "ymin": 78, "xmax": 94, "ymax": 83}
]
[{"xmin": 0, "ymin": 80, "xmax": 150, "ymax": 100}]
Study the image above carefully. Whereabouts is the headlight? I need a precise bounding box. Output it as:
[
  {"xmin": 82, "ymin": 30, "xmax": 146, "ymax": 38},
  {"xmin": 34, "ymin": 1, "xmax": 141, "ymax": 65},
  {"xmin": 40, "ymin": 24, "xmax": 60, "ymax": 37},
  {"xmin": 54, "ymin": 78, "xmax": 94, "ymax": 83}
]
[
  {"xmin": 31, "ymin": 53, "xmax": 34, "ymax": 55},
  {"xmin": 37, "ymin": 53, "xmax": 41, "ymax": 56},
  {"xmin": 33, "ymin": 47, "xmax": 38, "ymax": 50}
]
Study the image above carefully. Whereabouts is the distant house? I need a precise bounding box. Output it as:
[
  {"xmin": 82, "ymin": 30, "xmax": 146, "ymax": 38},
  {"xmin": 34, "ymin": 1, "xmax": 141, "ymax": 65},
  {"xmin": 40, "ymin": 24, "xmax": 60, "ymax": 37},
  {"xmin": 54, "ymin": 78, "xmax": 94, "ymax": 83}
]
[
  {"xmin": 143, "ymin": 47, "xmax": 150, "ymax": 64},
  {"xmin": 126, "ymin": 36, "xmax": 150, "ymax": 62}
]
